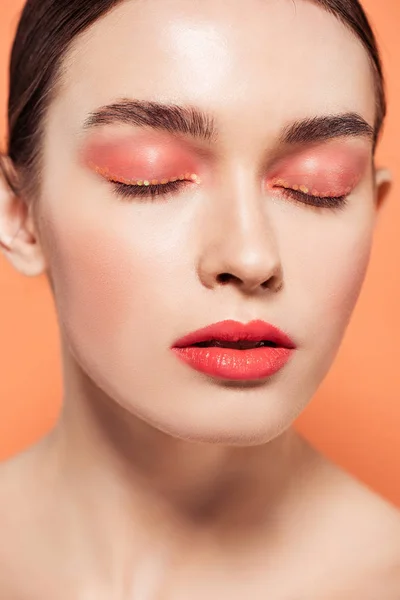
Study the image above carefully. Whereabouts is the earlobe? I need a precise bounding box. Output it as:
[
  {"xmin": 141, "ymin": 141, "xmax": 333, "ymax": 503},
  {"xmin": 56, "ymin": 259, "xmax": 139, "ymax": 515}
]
[
  {"xmin": 374, "ymin": 167, "xmax": 392, "ymax": 211},
  {"xmin": 0, "ymin": 156, "xmax": 47, "ymax": 277}
]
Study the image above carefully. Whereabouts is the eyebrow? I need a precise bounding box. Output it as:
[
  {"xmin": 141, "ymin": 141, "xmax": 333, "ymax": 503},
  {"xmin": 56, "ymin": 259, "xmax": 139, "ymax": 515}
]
[
  {"xmin": 83, "ymin": 100, "xmax": 374, "ymax": 148},
  {"xmin": 83, "ymin": 99, "xmax": 217, "ymax": 142},
  {"xmin": 281, "ymin": 113, "xmax": 374, "ymax": 146}
]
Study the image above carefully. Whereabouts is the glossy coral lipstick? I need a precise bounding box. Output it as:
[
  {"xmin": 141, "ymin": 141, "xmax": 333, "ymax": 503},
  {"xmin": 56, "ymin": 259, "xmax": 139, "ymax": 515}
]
[{"xmin": 171, "ymin": 320, "xmax": 295, "ymax": 381}]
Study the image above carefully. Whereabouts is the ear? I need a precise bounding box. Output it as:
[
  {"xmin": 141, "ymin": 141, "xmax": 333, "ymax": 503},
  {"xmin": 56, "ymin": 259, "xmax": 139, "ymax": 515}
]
[
  {"xmin": 0, "ymin": 156, "xmax": 47, "ymax": 277},
  {"xmin": 374, "ymin": 167, "xmax": 392, "ymax": 211}
]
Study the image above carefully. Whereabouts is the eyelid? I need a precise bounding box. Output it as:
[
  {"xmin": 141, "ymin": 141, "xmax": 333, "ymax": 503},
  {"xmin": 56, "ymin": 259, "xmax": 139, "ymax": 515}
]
[
  {"xmin": 87, "ymin": 158, "xmax": 201, "ymax": 186},
  {"xmin": 121, "ymin": 173, "xmax": 201, "ymax": 186},
  {"xmin": 112, "ymin": 179, "xmax": 184, "ymax": 200},
  {"xmin": 268, "ymin": 177, "xmax": 353, "ymax": 199},
  {"xmin": 281, "ymin": 187, "xmax": 348, "ymax": 210},
  {"xmin": 98, "ymin": 168, "xmax": 201, "ymax": 186},
  {"xmin": 266, "ymin": 178, "xmax": 350, "ymax": 210},
  {"xmin": 108, "ymin": 173, "xmax": 201, "ymax": 201}
]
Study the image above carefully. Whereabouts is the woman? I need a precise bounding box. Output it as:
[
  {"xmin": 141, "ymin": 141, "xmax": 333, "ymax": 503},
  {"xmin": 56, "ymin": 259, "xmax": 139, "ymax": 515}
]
[{"xmin": 0, "ymin": 0, "xmax": 399, "ymax": 597}]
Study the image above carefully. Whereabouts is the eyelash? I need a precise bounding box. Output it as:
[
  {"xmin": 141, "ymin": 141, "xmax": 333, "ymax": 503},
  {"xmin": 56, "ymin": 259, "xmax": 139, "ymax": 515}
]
[
  {"xmin": 279, "ymin": 187, "xmax": 348, "ymax": 210},
  {"xmin": 110, "ymin": 178, "xmax": 349, "ymax": 210},
  {"xmin": 112, "ymin": 179, "xmax": 187, "ymax": 200}
]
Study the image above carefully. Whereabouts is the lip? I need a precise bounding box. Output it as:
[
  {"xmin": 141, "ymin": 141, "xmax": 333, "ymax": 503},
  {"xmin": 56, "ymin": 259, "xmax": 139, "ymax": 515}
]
[{"xmin": 171, "ymin": 319, "xmax": 296, "ymax": 381}]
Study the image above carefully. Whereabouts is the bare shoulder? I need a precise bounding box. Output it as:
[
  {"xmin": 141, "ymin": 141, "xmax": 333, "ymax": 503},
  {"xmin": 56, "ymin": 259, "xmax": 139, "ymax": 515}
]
[
  {"xmin": 319, "ymin": 453, "xmax": 400, "ymax": 546},
  {"xmin": 296, "ymin": 437, "xmax": 400, "ymax": 596},
  {"xmin": 0, "ymin": 445, "xmax": 43, "ymax": 547},
  {"xmin": 0, "ymin": 441, "xmax": 55, "ymax": 596},
  {"xmin": 0, "ymin": 442, "xmax": 46, "ymax": 510},
  {"xmin": 0, "ymin": 449, "xmax": 33, "ymax": 515},
  {"xmin": 0, "ymin": 450, "xmax": 34, "ymax": 594},
  {"xmin": 327, "ymin": 462, "xmax": 400, "ymax": 596}
]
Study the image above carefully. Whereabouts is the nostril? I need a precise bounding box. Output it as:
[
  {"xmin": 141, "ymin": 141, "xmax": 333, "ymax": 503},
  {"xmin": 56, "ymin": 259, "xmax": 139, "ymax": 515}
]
[
  {"xmin": 215, "ymin": 272, "xmax": 283, "ymax": 291},
  {"xmin": 263, "ymin": 276, "xmax": 283, "ymax": 292},
  {"xmin": 261, "ymin": 278, "xmax": 270, "ymax": 289},
  {"xmin": 217, "ymin": 273, "xmax": 235, "ymax": 284}
]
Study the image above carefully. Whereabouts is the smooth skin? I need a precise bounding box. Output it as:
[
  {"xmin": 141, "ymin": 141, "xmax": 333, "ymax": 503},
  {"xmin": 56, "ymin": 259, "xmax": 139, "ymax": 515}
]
[{"xmin": 0, "ymin": 0, "xmax": 399, "ymax": 597}]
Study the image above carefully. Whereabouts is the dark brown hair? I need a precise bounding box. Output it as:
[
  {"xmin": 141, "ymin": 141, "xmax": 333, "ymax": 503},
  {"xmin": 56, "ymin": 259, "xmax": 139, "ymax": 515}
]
[{"xmin": 1, "ymin": 0, "xmax": 386, "ymax": 199}]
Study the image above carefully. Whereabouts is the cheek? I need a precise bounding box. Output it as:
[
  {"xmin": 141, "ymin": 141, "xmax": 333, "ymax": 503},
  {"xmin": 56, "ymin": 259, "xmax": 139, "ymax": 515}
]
[
  {"xmin": 317, "ymin": 221, "xmax": 373, "ymax": 311},
  {"xmin": 309, "ymin": 232, "xmax": 372, "ymax": 372},
  {"xmin": 287, "ymin": 209, "xmax": 374, "ymax": 341},
  {"xmin": 43, "ymin": 219, "xmax": 146, "ymax": 349}
]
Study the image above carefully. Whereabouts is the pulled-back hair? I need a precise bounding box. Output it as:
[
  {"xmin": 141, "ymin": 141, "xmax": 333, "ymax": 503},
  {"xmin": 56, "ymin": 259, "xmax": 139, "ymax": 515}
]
[{"xmin": 1, "ymin": 0, "xmax": 386, "ymax": 198}]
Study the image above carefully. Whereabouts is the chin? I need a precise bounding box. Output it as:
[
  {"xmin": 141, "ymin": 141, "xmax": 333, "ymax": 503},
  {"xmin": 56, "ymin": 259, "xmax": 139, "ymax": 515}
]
[
  {"xmin": 67, "ymin": 338, "xmax": 317, "ymax": 448},
  {"xmin": 153, "ymin": 424, "xmax": 289, "ymax": 447},
  {"xmin": 117, "ymin": 386, "xmax": 305, "ymax": 447}
]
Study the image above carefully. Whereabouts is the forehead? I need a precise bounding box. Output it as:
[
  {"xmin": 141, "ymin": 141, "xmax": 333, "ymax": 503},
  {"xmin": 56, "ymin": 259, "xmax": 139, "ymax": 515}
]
[{"xmin": 54, "ymin": 0, "xmax": 376, "ymax": 139}]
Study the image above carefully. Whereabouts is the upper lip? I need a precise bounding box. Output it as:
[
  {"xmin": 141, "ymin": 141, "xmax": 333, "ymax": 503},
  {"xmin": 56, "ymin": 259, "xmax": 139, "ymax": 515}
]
[{"xmin": 172, "ymin": 319, "xmax": 296, "ymax": 349}]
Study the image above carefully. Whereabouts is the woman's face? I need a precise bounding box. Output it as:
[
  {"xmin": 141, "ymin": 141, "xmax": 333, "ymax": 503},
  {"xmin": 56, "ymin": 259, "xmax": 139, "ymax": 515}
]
[{"xmin": 36, "ymin": 0, "xmax": 380, "ymax": 444}]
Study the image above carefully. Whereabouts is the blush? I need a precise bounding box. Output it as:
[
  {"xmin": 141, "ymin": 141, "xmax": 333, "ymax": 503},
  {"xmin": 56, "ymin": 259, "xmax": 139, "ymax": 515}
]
[
  {"xmin": 81, "ymin": 132, "xmax": 200, "ymax": 184},
  {"xmin": 267, "ymin": 144, "xmax": 370, "ymax": 197}
]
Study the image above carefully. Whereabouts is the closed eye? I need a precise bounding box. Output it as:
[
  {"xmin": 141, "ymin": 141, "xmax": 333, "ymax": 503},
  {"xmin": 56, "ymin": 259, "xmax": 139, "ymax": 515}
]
[
  {"xmin": 278, "ymin": 186, "xmax": 348, "ymax": 210},
  {"xmin": 110, "ymin": 179, "xmax": 190, "ymax": 201}
]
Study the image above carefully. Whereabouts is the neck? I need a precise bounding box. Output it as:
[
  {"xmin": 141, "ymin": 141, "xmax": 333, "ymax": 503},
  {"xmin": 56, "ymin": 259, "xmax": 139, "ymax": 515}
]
[{"xmin": 41, "ymin": 345, "xmax": 308, "ymax": 587}]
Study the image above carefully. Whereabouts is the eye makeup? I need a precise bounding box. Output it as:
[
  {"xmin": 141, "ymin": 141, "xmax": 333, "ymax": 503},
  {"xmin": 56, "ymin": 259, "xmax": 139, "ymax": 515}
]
[
  {"xmin": 81, "ymin": 131, "xmax": 370, "ymax": 206},
  {"xmin": 89, "ymin": 165, "xmax": 200, "ymax": 187},
  {"xmin": 265, "ymin": 142, "xmax": 370, "ymax": 209},
  {"xmin": 81, "ymin": 131, "xmax": 202, "ymax": 199}
]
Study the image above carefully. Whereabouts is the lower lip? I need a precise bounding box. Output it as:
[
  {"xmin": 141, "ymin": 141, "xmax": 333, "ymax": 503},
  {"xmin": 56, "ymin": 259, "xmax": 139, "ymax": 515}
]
[{"xmin": 172, "ymin": 346, "xmax": 294, "ymax": 380}]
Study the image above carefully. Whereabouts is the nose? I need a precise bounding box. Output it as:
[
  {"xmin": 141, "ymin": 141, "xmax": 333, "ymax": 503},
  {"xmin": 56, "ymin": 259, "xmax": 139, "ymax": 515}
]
[{"xmin": 197, "ymin": 182, "xmax": 283, "ymax": 295}]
